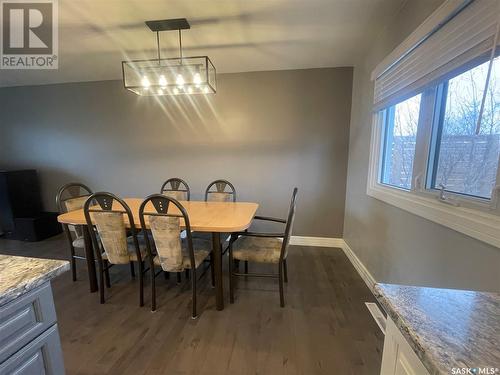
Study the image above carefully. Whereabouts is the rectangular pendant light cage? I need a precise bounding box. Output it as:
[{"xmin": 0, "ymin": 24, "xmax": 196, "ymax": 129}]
[{"xmin": 122, "ymin": 56, "xmax": 216, "ymax": 96}]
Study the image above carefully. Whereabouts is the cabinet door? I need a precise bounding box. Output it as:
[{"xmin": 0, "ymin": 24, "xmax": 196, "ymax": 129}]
[
  {"xmin": 0, "ymin": 283, "xmax": 57, "ymax": 363},
  {"xmin": 0, "ymin": 324, "xmax": 65, "ymax": 375},
  {"xmin": 380, "ymin": 317, "xmax": 430, "ymax": 375},
  {"xmin": 394, "ymin": 350, "xmax": 424, "ymax": 375}
]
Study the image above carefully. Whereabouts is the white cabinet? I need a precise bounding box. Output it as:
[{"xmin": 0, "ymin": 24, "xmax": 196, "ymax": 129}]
[{"xmin": 380, "ymin": 317, "xmax": 430, "ymax": 375}]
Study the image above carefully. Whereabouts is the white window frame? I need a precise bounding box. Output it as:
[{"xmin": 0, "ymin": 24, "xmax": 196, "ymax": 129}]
[
  {"xmin": 366, "ymin": 0, "xmax": 500, "ymax": 248},
  {"xmin": 367, "ymin": 83, "xmax": 500, "ymax": 249}
]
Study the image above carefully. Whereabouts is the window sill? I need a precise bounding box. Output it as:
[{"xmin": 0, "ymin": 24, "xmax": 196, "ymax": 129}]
[{"xmin": 366, "ymin": 182, "xmax": 500, "ymax": 248}]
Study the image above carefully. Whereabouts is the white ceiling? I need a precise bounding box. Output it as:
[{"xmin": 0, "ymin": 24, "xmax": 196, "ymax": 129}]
[{"xmin": 0, "ymin": 0, "xmax": 404, "ymax": 87}]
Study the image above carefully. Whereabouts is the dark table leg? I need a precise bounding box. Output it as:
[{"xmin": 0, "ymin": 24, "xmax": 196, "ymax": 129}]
[
  {"xmin": 212, "ymin": 232, "xmax": 224, "ymax": 310},
  {"xmin": 82, "ymin": 225, "xmax": 98, "ymax": 293}
]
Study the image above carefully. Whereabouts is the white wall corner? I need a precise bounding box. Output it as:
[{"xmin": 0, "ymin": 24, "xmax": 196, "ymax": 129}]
[{"xmin": 340, "ymin": 240, "xmax": 377, "ymax": 294}]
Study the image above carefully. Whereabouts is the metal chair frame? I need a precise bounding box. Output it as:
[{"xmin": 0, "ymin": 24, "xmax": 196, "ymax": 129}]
[
  {"xmin": 160, "ymin": 178, "xmax": 191, "ymax": 200},
  {"xmin": 139, "ymin": 194, "xmax": 214, "ymax": 318},
  {"xmin": 56, "ymin": 182, "xmax": 93, "ymax": 282},
  {"xmin": 201, "ymin": 179, "xmax": 237, "ymax": 261},
  {"xmin": 204, "ymin": 179, "xmax": 236, "ymax": 202},
  {"xmin": 83, "ymin": 192, "xmax": 147, "ymax": 306},
  {"xmin": 228, "ymin": 188, "xmax": 298, "ymax": 307},
  {"xmin": 160, "ymin": 178, "xmax": 192, "ymax": 280}
]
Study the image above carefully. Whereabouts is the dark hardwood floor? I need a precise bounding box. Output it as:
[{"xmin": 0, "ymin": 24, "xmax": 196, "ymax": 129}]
[{"xmin": 0, "ymin": 234, "xmax": 383, "ymax": 375}]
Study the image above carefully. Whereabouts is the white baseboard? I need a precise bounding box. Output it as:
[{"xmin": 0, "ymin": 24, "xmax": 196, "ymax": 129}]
[
  {"xmin": 340, "ymin": 240, "xmax": 376, "ymax": 294},
  {"xmin": 290, "ymin": 236, "xmax": 376, "ymax": 294},
  {"xmin": 290, "ymin": 236, "xmax": 344, "ymax": 248}
]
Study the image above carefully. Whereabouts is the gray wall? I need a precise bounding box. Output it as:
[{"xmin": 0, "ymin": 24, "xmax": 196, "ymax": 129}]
[
  {"xmin": 0, "ymin": 68, "xmax": 352, "ymax": 237},
  {"xmin": 344, "ymin": 1, "xmax": 500, "ymax": 292}
]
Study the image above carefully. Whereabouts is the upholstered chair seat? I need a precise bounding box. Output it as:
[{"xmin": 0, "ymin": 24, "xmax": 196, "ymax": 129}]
[
  {"xmin": 91, "ymin": 212, "xmax": 152, "ymax": 264},
  {"xmin": 65, "ymin": 194, "xmax": 90, "ymax": 263},
  {"xmin": 160, "ymin": 178, "xmax": 191, "ymax": 201},
  {"xmin": 153, "ymin": 250, "xmax": 210, "ymax": 272},
  {"xmin": 195, "ymin": 179, "xmax": 236, "ymax": 255},
  {"xmin": 64, "ymin": 195, "xmax": 90, "ymax": 241},
  {"xmin": 72, "ymin": 237, "xmax": 85, "ymax": 248},
  {"xmin": 148, "ymin": 216, "xmax": 211, "ymax": 271},
  {"xmin": 64, "ymin": 195, "xmax": 89, "ymax": 212},
  {"xmin": 153, "ymin": 239, "xmax": 210, "ymax": 271},
  {"xmin": 204, "ymin": 180, "xmax": 236, "ymax": 202},
  {"xmin": 232, "ymin": 237, "xmax": 284, "ymax": 264},
  {"xmin": 72, "ymin": 230, "xmax": 103, "ymax": 248},
  {"xmin": 56, "ymin": 183, "xmax": 93, "ymax": 282},
  {"xmin": 228, "ymin": 188, "xmax": 298, "ymax": 307},
  {"xmin": 84, "ymin": 193, "xmax": 147, "ymax": 306},
  {"xmin": 206, "ymin": 192, "xmax": 233, "ymax": 202},
  {"xmin": 101, "ymin": 237, "xmax": 148, "ymax": 262},
  {"xmin": 160, "ymin": 178, "xmax": 191, "ymax": 242},
  {"xmin": 139, "ymin": 194, "xmax": 215, "ymax": 317}
]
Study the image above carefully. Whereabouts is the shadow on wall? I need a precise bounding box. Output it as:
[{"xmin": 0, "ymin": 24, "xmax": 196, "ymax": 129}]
[
  {"xmin": 0, "ymin": 68, "xmax": 353, "ymax": 237},
  {"xmin": 344, "ymin": 206, "xmax": 390, "ymax": 281}
]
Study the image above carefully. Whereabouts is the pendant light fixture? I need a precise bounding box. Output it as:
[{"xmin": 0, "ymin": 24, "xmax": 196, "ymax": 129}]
[{"xmin": 122, "ymin": 18, "xmax": 216, "ymax": 96}]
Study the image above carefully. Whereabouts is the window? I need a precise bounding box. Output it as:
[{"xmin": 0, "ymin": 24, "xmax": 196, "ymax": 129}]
[
  {"xmin": 367, "ymin": 0, "xmax": 500, "ymax": 248},
  {"xmin": 369, "ymin": 54, "xmax": 500, "ymax": 247},
  {"xmin": 376, "ymin": 57, "xmax": 500, "ymax": 202},
  {"xmin": 429, "ymin": 58, "xmax": 500, "ymax": 199},
  {"xmin": 381, "ymin": 94, "xmax": 422, "ymax": 189}
]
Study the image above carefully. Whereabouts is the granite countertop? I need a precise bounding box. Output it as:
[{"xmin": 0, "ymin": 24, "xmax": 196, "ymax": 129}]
[
  {"xmin": 374, "ymin": 283, "xmax": 500, "ymax": 375},
  {"xmin": 0, "ymin": 254, "xmax": 69, "ymax": 306}
]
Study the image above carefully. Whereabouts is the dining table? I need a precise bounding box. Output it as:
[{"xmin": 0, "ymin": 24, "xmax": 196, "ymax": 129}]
[{"xmin": 57, "ymin": 198, "xmax": 259, "ymax": 311}]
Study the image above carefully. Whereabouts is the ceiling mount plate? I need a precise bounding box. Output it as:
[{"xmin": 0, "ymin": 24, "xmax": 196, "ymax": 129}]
[{"xmin": 145, "ymin": 18, "xmax": 190, "ymax": 32}]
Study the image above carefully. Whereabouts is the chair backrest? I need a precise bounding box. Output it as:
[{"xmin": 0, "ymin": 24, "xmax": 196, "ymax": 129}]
[
  {"xmin": 205, "ymin": 179, "xmax": 236, "ymax": 202},
  {"xmin": 160, "ymin": 178, "xmax": 190, "ymax": 201},
  {"xmin": 139, "ymin": 194, "xmax": 195, "ymax": 272},
  {"xmin": 83, "ymin": 192, "xmax": 142, "ymax": 265},
  {"xmin": 56, "ymin": 182, "xmax": 93, "ymax": 237},
  {"xmin": 281, "ymin": 188, "xmax": 298, "ymax": 260}
]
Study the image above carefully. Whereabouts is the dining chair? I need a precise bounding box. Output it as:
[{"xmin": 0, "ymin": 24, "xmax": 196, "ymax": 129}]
[
  {"xmin": 138, "ymin": 194, "xmax": 214, "ymax": 318},
  {"xmin": 83, "ymin": 192, "xmax": 148, "ymax": 306},
  {"xmin": 205, "ymin": 179, "xmax": 236, "ymax": 202},
  {"xmin": 197, "ymin": 179, "xmax": 237, "ymax": 260},
  {"xmin": 160, "ymin": 178, "xmax": 191, "ymax": 201},
  {"xmin": 56, "ymin": 182, "xmax": 93, "ymax": 281},
  {"xmin": 161, "ymin": 177, "xmax": 191, "ymax": 281},
  {"xmin": 228, "ymin": 187, "xmax": 298, "ymax": 307}
]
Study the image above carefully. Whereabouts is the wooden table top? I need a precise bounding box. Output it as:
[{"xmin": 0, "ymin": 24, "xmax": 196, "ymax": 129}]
[{"xmin": 57, "ymin": 198, "xmax": 259, "ymax": 233}]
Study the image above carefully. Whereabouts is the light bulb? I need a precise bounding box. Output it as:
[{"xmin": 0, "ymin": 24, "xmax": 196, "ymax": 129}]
[
  {"xmin": 193, "ymin": 73, "xmax": 202, "ymax": 85},
  {"xmin": 203, "ymin": 86, "xmax": 210, "ymax": 94},
  {"xmin": 173, "ymin": 87, "xmax": 179, "ymax": 95},
  {"xmin": 187, "ymin": 87, "xmax": 193, "ymax": 94},
  {"xmin": 158, "ymin": 75, "xmax": 167, "ymax": 87},
  {"xmin": 157, "ymin": 88, "xmax": 163, "ymax": 95},
  {"xmin": 176, "ymin": 74, "xmax": 185, "ymax": 86},
  {"xmin": 141, "ymin": 76, "xmax": 150, "ymax": 89}
]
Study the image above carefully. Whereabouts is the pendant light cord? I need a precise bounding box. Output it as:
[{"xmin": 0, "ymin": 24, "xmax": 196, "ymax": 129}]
[
  {"xmin": 154, "ymin": 27, "xmax": 183, "ymax": 65},
  {"xmin": 156, "ymin": 31, "xmax": 161, "ymax": 63},
  {"xmin": 178, "ymin": 29, "xmax": 183, "ymax": 63}
]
